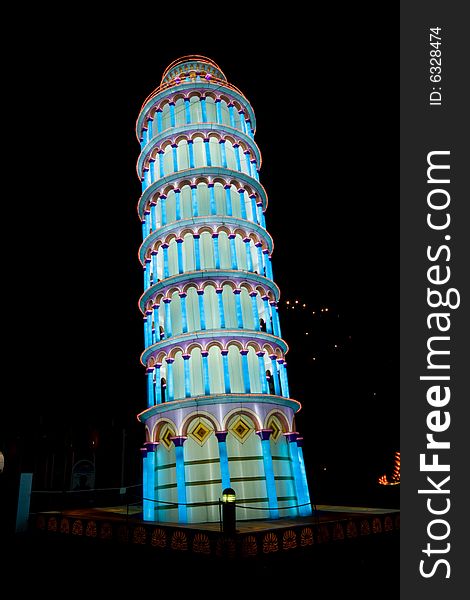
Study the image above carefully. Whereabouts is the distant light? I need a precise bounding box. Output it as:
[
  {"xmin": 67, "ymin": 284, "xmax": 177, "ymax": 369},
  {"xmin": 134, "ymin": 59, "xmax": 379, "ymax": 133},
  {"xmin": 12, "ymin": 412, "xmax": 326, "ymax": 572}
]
[
  {"xmin": 325, "ymin": 308, "xmax": 329, "ymax": 312},
  {"xmin": 302, "ymin": 304, "xmax": 306, "ymax": 308},
  {"xmin": 378, "ymin": 451, "xmax": 400, "ymax": 486},
  {"xmin": 312, "ymin": 311, "xmax": 315, "ymax": 315},
  {"xmin": 321, "ymin": 309, "xmax": 324, "ymax": 312},
  {"xmin": 312, "ymin": 357, "xmax": 316, "ymax": 361},
  {"xmin": 295, "ymin": 300, "xmax": 299, "ymax": 304},
  {"xmin": 286, "ymin": 301, "xmax": 290, "ymax": 305},
  {"xmin": 323, "ymin": 467, "xmax": 326, "ymax": 471},
  {"xmin": 305, "ymin": 332, "xmax": 309, "ymax": 335},
  {"xmin": 334, "ymin": 344, "xmax": 337, "ymax": 348}
]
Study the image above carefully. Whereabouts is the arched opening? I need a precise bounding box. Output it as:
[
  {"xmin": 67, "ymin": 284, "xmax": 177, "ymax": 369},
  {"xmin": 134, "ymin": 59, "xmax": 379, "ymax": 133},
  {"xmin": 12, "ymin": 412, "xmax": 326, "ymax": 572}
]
[
  {"xmin": 186, "ymin": 287, "xmax": 201, "ymax": 331},
  {"xmin": 218, "ymin": 231, "xmax": 231, "ymax": 269},
  {"xmin": 240, "ymin": 148, "xmax": 250, "ymax": 175},
  {"xmin": 227, "ymin": 345, "xmax": 244, "ymax": 393},
  {"xmin": 166, "ymin": 189, "xmax": 177, "ymax": 224},
  {"xmin": 206, "ymin": 96, "xmax": 216, "ymax": 122},
  {"xmin": 183, "ymin": 232, "xmax": 195, "ymax": 272},
  {"xmin": 203, "ymin": 285, "xmax": 219, "ymax": 329},
  {"xmin": 175, "ymin": 98, "xmax": 185, "ymax": 127},
  {"xmin": 189, "ymin": 346, "xmax": 204, "ymax": 396},
  {"xmin": 163, "ymin": 144, "xmax": 173, "ymax": 175},
  {"xmin": 173, "ymin": 351, "xmax": 185, "ymax": 400},
  {"xmin": 189, "ymin": 96, "xmax": 202, "ymax": 123},
  {"xmin": 184, "ymin": 421, "xmax": 221, "ymax": 523},
  {"xmin": 154, "ymin": 420, "xmax": 177, "ymax": 521},
  {"xmin": 222, "ymin": 284, "xmax": 237, "ymax": 329},
  {"xmin": 160, "ymin": 377, "xmax": 167, "ymax": 402},
  {"xmin": 168, "ymin": 238, "xmax": 179, "ymax": 276},
  {"xmin": 200, "ymin": 231, "xmax": 215, "ymax": 269},
  {"xmin": 177, "ymin": 139, "xmax": 189, "ymax": 171},
  {"xmin": 197, "ymin": 182, "xmax": 210, "ymax": 216},
  {"xmin": 161, "ymin": 104, "xmax": 171, "ymax": 131},
  {"xmin": 225, "ymin": 412, "xmax": 267, "ymax": 520},
  {"xmin": 214, "ymin": 182, "xmax": 226, "ymax": 214},
  {"xmin": 235, "ymin": 235, "xmax": 247, "ymax": 270},
  {"xmin": 232, "ymin": 108, "xmax": 240, "ymax": 130},
  {"xmin": 181, "ymin": 186, "xmax": 192, "ymax": 219},
  {"xmin": 220, "ymin": 99, "xmax": 231, "ymax": 126},
  {"xmin": 240, "ymin": 287, "xmax": 254, "ymax": 329},
  {"xmin": 225, "ymin": 140, "xmax": 236, "ymax": 171},
  {"xmin": 266, "ymin": 370, "xmax": 275, "ymax": 395},
  {"xmin": 230, "ymin": 185, "xmax": 241, "ymax": 218},
  {"xmin": 170, "ymin": 291, "xmax": 182, "ymax": 336},
  {"xmin": 193, "ymin": 137, "xmax": 205, "ymax": 167},
  {"xmin": 247, "ymin": 346, "xmax": 261, "ymax": 393},
  {"xmin": 209, "ymin": 137, "xmax": 221, "ymax": 166},
  {"xmin": 208, "ymin": 346, "xmax": 224, "ymax": 394},
  {"xmin": 268, "ymin": 414, "xmax": 298, "ymax": 517}
]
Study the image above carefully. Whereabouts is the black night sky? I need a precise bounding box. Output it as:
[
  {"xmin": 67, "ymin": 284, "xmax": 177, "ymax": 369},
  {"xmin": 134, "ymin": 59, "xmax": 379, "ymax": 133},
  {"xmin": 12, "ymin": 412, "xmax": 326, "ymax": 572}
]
[{"xmin": 3, "ymin": 11, "xmax": 398, "ymax": 511}]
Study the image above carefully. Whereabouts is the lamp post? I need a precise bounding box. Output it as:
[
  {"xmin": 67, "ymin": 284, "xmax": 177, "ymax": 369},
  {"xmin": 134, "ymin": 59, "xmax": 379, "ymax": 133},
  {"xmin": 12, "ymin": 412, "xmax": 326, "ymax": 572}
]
[{"xmin": 221, "ymin": 487, "xmax": 236, "ymax": 535}]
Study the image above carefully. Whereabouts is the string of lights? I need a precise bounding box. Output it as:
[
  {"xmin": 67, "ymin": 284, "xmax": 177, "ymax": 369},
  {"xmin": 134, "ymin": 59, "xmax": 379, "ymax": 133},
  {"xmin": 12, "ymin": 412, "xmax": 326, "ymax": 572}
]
[{"xmin": 280, "ymin": 297, "xmax": 354, "ymax": 363}]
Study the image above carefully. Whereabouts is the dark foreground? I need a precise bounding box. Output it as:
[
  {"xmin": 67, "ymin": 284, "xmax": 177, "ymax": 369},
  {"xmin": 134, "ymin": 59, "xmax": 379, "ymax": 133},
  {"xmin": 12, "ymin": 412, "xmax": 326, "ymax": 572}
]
[{"xmin": 4, "ymin": 521, "xmax": 399, "ymax": 597}]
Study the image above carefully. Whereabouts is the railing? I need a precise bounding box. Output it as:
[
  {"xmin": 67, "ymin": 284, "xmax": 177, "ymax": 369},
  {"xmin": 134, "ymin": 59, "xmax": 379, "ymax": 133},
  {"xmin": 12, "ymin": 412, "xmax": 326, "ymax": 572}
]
[{"xmin": 29, "ymin": 484, "xmax": 319, "ymax": 538}]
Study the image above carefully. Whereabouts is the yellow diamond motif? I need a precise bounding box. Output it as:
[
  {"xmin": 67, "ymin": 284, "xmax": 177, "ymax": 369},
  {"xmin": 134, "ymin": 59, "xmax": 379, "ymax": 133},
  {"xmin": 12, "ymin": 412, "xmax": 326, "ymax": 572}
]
[
  {"xmin": 267, "ymin": 416, "xmax": 282, "ymax": 442},
  {"xmin": 230, "ymin": 416, "xmax": 253, "ymax": 443},
  {"xmin": 159, "ymin": 424, "xmax": 176, "ymax": 450},
  {"xmin": 188, "ymin": 419, "xmax": 212, "ymax": 446}
]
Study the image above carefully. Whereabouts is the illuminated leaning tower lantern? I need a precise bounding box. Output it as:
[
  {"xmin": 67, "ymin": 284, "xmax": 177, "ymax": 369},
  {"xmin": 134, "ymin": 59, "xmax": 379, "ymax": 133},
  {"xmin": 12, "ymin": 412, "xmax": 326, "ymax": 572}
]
[{"xmin": 136, "ymin": 56, "xmax": 311, "ymax": 523}]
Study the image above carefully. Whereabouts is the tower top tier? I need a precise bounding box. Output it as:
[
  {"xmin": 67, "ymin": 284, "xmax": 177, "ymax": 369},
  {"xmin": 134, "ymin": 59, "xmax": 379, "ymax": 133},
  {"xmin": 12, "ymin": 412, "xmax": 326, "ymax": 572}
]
[
  {"xmin": 136, "ymin": 55, "xmax": 255, "ymax": 146},
  {"xmin": 161, "ymin": 55, "xmax": 227, "ymax": 85}
]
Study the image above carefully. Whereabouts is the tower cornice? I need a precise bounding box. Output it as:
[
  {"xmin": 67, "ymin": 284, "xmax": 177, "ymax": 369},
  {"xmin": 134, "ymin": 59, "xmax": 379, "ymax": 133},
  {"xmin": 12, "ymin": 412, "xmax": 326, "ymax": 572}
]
[
  {"xmin": 136, "ymin": 81, "xmax": 256, "ymax": 141},
  {"xmin": 140, "ymin": 329, "xmax": 289, "ymax": 367},
  {"xmin": 137, "ymin": 122, "xmax": 262, "ymax": 178},
  {"xmin": 137, "ymin": 394, "xmax": 302, "ymax": 424},
  {"xmin": 138, "ymin": 215, "xmax": 273, "ymax": 264},
  {"xmin": 137, "ymin": 167, "xmax": 267, "ymax": 219},
  {"xmin": 138, "ymin": 269, "xmax": 280, "ymax": 314}
]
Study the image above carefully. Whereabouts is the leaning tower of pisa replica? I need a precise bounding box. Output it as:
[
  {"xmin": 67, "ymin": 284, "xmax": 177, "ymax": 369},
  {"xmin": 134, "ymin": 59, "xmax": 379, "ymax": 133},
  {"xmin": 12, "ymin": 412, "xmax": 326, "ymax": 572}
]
[{"xmin": 136, "ymin": 56, "xmax": 311, "ymax": 523}]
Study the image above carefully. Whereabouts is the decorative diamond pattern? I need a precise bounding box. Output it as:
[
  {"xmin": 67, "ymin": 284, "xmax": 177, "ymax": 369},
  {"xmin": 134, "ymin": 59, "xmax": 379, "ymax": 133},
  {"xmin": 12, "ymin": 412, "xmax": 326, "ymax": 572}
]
[
  {"xmin": 230, "ymin": 416, "xmax": 253, "ymax": 443},
  {"xmin": 267, "ymin": 416, "xmax": 282, "ymax": 442},
  {"xmin": 159, "ymin": 424, "xmax": 176, "ymax": 450},
  {"xmin": 188, "ymin": 419, "xmax": 212, "ymax": 446}
]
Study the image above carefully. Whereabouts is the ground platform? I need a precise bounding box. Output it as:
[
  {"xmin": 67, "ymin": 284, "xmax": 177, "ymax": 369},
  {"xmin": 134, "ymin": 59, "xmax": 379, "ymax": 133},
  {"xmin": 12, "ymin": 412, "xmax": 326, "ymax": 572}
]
[{"xmin": 31, "ymin": 504, "xmax": 399, "ymax": 559}]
